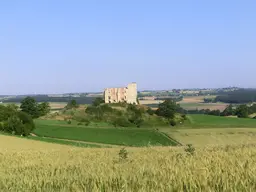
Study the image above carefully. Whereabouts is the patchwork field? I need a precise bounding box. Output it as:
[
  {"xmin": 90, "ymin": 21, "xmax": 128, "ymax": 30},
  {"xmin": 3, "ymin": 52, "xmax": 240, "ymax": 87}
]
[
  {"xmin": 1, "ymin": 134, "xmax": 256, "ymax": 191},
  {"xmin": 141, "ymin": 96, "xmax": 228, "ymax": 111}
]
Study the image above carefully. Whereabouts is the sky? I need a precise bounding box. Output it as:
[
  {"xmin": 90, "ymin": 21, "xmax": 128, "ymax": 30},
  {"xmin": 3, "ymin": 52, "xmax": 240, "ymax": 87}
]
[{"xmin": 0, "ymin": 0, "xmax": 256, "ymax": 94}]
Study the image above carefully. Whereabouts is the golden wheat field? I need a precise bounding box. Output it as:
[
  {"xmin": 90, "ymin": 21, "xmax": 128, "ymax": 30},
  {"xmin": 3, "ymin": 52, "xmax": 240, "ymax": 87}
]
[{"xmin": 1, "ymin": 135, "xmax": 256, "ymax": 192}]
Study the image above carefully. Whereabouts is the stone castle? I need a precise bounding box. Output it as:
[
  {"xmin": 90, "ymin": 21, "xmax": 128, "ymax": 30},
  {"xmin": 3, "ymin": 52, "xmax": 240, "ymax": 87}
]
[{"xmin": 104, "ymin": 83, "xmax": 138, "ymax": 104}]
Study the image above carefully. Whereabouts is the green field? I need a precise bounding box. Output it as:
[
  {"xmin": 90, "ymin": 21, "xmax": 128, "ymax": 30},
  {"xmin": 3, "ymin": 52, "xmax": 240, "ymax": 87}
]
[
  {"xmin": 158, "ymin": 114, "xmax": 256, "ymax": 146},
  {"xmin": 184, "ymin": 114, "xmax": 256, "ymax": 128},
  {"xmin": 33, "ymin": 115, "xmax": 256, "ymax": 147},
  {"xmin": 34, "ymin": 120, "xmax": 178, "ymax": 146}
]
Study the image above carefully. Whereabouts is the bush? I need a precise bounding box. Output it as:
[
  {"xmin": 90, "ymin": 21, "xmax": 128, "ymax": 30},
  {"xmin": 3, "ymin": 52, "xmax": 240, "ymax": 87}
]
[
  {"xmin": 67, "ymin": 120, "xmax": 72, "ymax": 124},
  {"xmin": 17, "ymin": 111, "xmax": 35, "ymax": 131},
  {"xmin": 84, "ymin": 120, "xmax": 90, "ymax": 126},
  {"xmin": 184, "ymin": 144, "xmax": 195, "ymax": 155},
  {"xmin": 119, "ymin": 148, "xmax": 128, "ymax": 161},
  {"xmin": 170, "ymin": 119, "xmax": 177, "ymax": 126},
  {"xmin": 181, "ymin": 114, "xmax": 187, "ymax": 120},
  {"xmin": 147, "ymin": 108, "xmax": 155, "ymax": 115},
  {"xmin": 112, "ymin": 117, "xmax": 131, "ymax": 127},
  {"xmin": 2, "ymin": 112, "xmax": 35, "ymax": 136}
]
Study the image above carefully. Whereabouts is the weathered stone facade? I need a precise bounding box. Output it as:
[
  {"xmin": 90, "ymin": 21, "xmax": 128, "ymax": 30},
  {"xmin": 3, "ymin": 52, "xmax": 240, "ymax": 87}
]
[{"xmin": 104, "ymin": 83, "xmax": 137, "ymax": 104}]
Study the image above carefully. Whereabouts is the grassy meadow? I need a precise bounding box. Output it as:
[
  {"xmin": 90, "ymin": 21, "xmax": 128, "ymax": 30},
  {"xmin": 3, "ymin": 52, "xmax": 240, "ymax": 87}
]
[{"xmin": 1, "ymin": 134, "xmax": 256, "ymax": 191}]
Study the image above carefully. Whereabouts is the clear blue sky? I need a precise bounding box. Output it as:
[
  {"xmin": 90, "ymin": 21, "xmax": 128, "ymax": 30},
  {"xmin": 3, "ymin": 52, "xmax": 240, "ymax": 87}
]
[{"xmin": 1, "ymin": 0, "xmax": 255, "ymax": 94}]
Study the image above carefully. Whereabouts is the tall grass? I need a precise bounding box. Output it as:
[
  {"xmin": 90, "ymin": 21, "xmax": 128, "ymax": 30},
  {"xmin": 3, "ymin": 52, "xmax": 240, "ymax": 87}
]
[{"xmin": 1, "ymin": 144, "xmax": 256, "ymax": 191}]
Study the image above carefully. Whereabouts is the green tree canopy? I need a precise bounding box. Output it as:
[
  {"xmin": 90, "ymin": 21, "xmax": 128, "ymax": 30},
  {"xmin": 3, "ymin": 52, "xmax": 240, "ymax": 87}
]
[
  {"xmin": 235, "ymin": 104, "xmax": 249, "ymax": 118},
  {"xmin": 0, "ymin": 104, "xmax": 35, "ymax": 136},
  {"xmin": 20, "ymin": 97, "xmax": 40, "ymax": 118},
  {"xmin": 38, "ymin": 102, "xmax": 51, "ymax": 116},
  {"xmin": 92, "ymin": 97, "xmax": 105, "ymax": 107},
  {"xmin": 66, "ymin": 99, "xmax": 79, "ymax": 109},
  {"xmin": 221, "ymin": 104, "xmax": 234, "ymax": 116},
  {"xmin": 155, "ymin": 99, "xmax": 178, "ymax": 120}
]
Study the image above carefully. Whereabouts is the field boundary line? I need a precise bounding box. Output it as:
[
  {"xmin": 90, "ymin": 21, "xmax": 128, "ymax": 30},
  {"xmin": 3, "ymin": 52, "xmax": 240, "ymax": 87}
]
[
  {"xmin": 158, "ymin": 131, "xmax": 183, "ymax": 146},
  {"xmin": 30, "ymin": 133, "xmax": 122, "ymax": 147}
]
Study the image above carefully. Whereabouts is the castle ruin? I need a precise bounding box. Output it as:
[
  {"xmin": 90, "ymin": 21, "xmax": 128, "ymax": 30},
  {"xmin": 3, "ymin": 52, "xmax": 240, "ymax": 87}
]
[{"xmin": 104, "ymin": 83, "xmax": 137, "ymax": 104}]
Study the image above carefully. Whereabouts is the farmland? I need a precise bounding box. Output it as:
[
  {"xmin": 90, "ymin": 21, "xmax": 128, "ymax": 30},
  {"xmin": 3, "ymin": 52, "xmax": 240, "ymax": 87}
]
[
  {"xmin": 141, "ymin": 95, "xmax": 228, "ymax": 111},
  {"xmin": 2, "ymin": 114, "xmax": 256, "ymax": 191},
  {"xmin": 1, "ymin": 134, "xmax": 256, "ymax": 191},
  {"xmin": 33, "ymin": 120, "xmax": 178, "ymax": 147},
  {"xmin": 184, "ymin": 114, "xmax": 256, "ymax": 128},
  {"xmin": 165, "ymin": 128, "xmax": 256, "ymax": 147}
]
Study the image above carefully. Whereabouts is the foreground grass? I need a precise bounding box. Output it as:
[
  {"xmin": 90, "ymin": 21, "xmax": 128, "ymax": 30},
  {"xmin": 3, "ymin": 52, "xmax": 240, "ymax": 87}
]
[
  {"xmin": 34, "ymin": 120, "xmax": 177, "ymax": 146},
  {"xmin": 1, "ymin": 139, "xmax": 256, "ymax": 191}
]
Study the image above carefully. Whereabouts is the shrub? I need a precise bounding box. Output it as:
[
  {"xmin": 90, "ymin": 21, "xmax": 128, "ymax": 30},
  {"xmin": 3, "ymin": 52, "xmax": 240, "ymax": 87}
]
[
  {"xmin": 184, "ymin": 144, "xmax": 195, "ymax": 155},
  {"xmin": 67, "ymin": 120, "xmax": 72, "ymax": 124},
  {"xmin": 17, "ymin": 111, "xmax": 35, "ymax": 131},
  {"xmin": 83, "ymin": 119, "xmax": 90, "ymax": 126},
  {"xmin": 112, "ymin": 117, "xmax": 131, "ymax": 127},
  {"xmin": 147, "ymin": 108, "xmax": 155, "ymax": 115},
  {"xmin": 170, "ymin": 119, "xmax": 177, "ymax": 126},
  {"xmin": 181, "ymin": 114, "xmax": 187, "ymax": 120},
  {"xmin": 119, "ymin": 148, "xmax": 128, "ymax": 161}
]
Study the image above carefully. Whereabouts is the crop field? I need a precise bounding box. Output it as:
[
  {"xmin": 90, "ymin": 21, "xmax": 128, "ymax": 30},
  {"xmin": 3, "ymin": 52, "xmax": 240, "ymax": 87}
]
[
  {"xmin": 159, "ymin": 114, "xmax": 256, "ymax": 146},
  {"xmin": 179, "ymin": 102, "xmax": 228, "ymax": 111},
  {"xmin": 163, "ymin": 128, "xmax": 256, "ymax": 147},
  {"xmin": 184, "ymin": 114, "xmax": 256, "ymax": 128},
  {"xmin": 33, "ymin": 120, "xmax": 178, "ymax": 146},
  {"xmin": 48, "ymin": 102, "xmax": 67, "ymax": 110},
  {"xmin": 139, "ymin": 99, "xmax": 163, "ymax": 105},
  {"xmin": 1, "ymin": 134, "xmax": 256, "ymax": 191}
]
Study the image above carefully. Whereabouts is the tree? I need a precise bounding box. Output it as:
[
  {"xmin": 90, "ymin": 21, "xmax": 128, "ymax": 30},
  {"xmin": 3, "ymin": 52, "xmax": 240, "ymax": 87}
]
[
  {"xmin": 235, "ymin": 104, "xmax": 249, "ymax": 118},
  {"xmin": 146, "ymin": 108, "xmax": 155, "ymax": 115},
  {"xmin": 38, "ymin": 102, "xmax": 51, "ymax": 116},
  {"xmin": 208, "ymin": 110, "xmax": 221, "ymax": 116},
  {"xmin": 92, "ymin": 97, "xmax": 104, "ymax": 107},
  {"xmin": 0, "ymin": 104, "xmax": 18, "ymax": 121},
  {"xmin": 66, "ymin": 99, "xmax": 79, "ymax": 109},
  {"xmin": 3, "ymin": 111, "xmax": 35, "ymax": 136},
  {"xmin": 248, "ymin": 104, "xmax": 256, "ymax": 115},
  {"xmin": 221, "ymin": 104, "xmax": 234, "ymax": 116},
  {"xmin": 20, "ymin": 97, "xmax": 40, "ymax": 118},
  {"xmin": 155, "ymin": 99, "xmax": 177, "ymax": 120}
]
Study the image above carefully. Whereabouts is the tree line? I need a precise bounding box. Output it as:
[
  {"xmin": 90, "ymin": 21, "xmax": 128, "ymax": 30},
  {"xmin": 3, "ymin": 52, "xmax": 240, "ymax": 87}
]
[
  {"xmin": 186, "ymin": 104, "xmax": 256, "ymax": 118},
  {"xmin": 215, "ymin": 89, "xmax": 256, "ymax": 103},
  {"xmin": 2, "ymin": 95, "xmax": 97, "ymax": 104}
]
